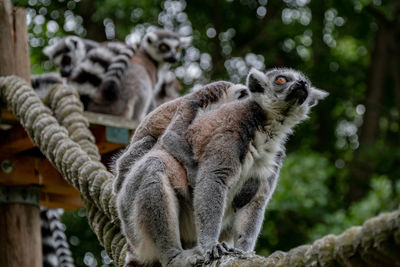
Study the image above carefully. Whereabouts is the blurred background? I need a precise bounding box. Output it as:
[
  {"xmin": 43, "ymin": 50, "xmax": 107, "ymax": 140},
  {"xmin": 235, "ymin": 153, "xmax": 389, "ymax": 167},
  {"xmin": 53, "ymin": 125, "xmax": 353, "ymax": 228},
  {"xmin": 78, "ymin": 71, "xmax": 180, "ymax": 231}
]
[{"xmin": 12, "ymin": 0, "xmax": 400, "ymax": 266}]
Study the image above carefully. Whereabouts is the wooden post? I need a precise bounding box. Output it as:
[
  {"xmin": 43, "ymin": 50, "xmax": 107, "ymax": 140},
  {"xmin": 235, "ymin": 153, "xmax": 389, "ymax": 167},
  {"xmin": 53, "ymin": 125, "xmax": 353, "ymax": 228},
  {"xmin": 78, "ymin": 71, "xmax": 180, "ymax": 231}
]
[
  {"xmin": 0, "ymin": 186, "xmax": 41, "ymax": 267},
  {"xmin": 0, "ymin": 0, "xmax": 40, "ymax": 266}
]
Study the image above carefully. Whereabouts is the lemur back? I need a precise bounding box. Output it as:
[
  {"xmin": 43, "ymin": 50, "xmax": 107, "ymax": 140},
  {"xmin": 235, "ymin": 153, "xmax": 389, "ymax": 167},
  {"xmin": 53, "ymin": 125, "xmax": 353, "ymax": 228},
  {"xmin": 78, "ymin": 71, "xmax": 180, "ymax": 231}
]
[{"xmin": 113, "ymin": 81, "xmax": 250, "ymax": 194}]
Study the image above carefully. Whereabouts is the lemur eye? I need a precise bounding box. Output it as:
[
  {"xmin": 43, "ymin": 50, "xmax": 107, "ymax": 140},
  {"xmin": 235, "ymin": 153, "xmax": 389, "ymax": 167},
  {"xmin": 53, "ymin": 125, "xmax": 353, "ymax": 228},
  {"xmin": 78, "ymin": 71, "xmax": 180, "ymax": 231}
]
[
  {"xmin": 275, "ymin": 76, "xmax": 287, "ymax": 84},
  {"xmin": 159, "ymin": 44, "xmax": 170, "ymax": 52},
  {"xmin": 62, "ymin": 56, "xmax": 71, "ymax": 65}
]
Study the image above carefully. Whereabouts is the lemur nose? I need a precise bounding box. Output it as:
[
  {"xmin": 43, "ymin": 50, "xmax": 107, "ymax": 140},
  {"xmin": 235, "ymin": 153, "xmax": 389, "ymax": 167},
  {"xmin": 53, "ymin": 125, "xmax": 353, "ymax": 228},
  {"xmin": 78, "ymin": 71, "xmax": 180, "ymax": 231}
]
[{"xmin": 297, "ymin": 80, "xmax": 306, "ymax": 87}]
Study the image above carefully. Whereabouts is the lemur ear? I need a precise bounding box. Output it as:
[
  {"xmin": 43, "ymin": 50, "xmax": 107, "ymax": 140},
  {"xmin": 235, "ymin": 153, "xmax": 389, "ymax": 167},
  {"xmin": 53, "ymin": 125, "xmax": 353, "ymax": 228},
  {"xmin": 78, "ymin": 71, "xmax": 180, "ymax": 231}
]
[
  {"xmin": 179, "ymin": 36, "xmax": 192, "ymax": 48},
  {"xmin": 66, "ymin": 36, "xmax": 80, "ymax": 49},
  {"xmin": 246, "ymin": 68, "xmax": 266, "ymax": 93},
  {"xmin": 233, "ymin": 84, "xmax": 250, "ymax": 100},
  {"xmin": 146, "ymin": 32, "xmax": 157, "ymax": 44},
  {"xmin": 43, "ymin": 44, "xmax": 54, "ymax": 58},
  {"xmin": 308, "ymin": 87, "xmax": 329, "ymax": 107}
]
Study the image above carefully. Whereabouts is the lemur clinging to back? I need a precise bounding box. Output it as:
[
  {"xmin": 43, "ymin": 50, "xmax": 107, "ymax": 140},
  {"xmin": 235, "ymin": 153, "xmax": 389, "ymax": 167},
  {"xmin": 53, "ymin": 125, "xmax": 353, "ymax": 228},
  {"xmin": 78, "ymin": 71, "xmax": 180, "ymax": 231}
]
[
  {"xmin": 114, "ymin": 68, "xmax": 328, "ymax": 266},
  {"xmin": 113, "ymin": 80, "xmax": 250, "ymax": 194}
]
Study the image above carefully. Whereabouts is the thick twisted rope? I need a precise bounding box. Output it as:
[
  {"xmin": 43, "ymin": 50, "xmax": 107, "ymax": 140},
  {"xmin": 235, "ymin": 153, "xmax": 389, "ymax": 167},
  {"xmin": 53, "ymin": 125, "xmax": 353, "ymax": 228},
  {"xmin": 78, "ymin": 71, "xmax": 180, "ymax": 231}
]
[
  {"xmin": 1, "ymin": 75, "xmax": 400, "ymax": 267},
  {"xmin": 46, "ymin": 84, "xmax": 100, "ymax": 161},
  {"xmin": 0, "ymin": 76, "xmax": 127, "ymax": 266}
]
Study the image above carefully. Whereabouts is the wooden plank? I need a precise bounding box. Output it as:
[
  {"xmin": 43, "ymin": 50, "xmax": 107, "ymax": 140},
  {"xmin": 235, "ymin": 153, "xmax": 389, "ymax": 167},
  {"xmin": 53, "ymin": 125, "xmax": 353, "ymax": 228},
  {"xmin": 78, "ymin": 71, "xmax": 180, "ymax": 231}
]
[
  {"xmin": 2, "ymin": 110, "xmax": 139, "ymax": 130},
  {"xmin": 13, "ymin": 7, "xmax": 30, "ymax": 82},
  {"xmin": 0, "ymin": 125, "xmax": 34, "ymax": 155},
  {"xmin": 0, "ymin": 0, "xmax": 15, "ymax": 77},
  {"xmin": 84, "ymin": 111, "xmax": 139, "ymax": 130},
  {"xmin": 0, "ymin": 155, "xmax": 82, "ymax": 202},
  {"xmin": 0, "ymin": 110, "xmax": 18, "ymax": 125},
  {"xmin": 0, "ymin": 203, "xmax": 42, "ymax": 267},
  {"xmin": 91, "ymin": 125, "xmax": 126, "ymax": 154},
  {"xmin": 41, "ymin": 192, "xmax": 83, "ymax": 210}
]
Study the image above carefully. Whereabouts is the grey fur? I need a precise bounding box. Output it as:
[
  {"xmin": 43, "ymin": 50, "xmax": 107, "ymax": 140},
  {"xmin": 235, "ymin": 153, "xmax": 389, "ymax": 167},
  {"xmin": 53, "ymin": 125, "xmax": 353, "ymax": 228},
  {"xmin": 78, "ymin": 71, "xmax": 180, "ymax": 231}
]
[
  {"xmin": 115, "ymin": 67, "xmax": 327, "ymax": 266},
  {"xmin": 31, "ymin": 73, "xmax": 63, "ymax": 100},
  {"xmin": 113, "ymin": 81, "xmax": 249, "ymax": 194},
  {"xmin": 114, "ymin": 81, "xmax": 250, "ymax": 266},
  {"xmin": 44, "ymin": 30, "xmax": 188, "ymax": 119}
]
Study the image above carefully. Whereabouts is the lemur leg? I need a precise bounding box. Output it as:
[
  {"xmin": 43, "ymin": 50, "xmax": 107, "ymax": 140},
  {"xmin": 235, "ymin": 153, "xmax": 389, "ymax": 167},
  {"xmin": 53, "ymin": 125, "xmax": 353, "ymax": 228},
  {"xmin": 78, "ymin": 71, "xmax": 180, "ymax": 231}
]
[
  {"xmin": 113, "ymin": 136, "xmax": 157, "ymax": 194},
  {"xmin": 120, "ymin": 156, "xmax": 203, "ymax": 267},
  {"xmin": 160, "ymin": 99, "xmax": 201, "ymax": 185},
  {"xmin": 193, "ymin": 150, "xmax": 241, "ymax": 263},
  {"xmin": 232, "ymin": 187, "xmax": 269, "ymax": 252},
  {"xmin": 231, "ymin": 151, "xmax": 285, "ymax": 251}
]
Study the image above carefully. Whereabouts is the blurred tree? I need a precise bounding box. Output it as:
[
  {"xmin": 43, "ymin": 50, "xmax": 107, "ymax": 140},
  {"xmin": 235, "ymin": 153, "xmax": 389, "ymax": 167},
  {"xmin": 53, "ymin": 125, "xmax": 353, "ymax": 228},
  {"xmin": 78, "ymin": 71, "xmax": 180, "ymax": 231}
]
[{"xmin": 10, "ymin": 0, "xmax": 400, "ymax": 266}]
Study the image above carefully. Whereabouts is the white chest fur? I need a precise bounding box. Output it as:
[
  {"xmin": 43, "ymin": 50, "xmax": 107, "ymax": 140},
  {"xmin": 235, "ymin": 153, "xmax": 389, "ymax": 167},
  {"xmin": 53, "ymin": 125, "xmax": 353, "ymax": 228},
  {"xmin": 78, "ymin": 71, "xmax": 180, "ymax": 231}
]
[{"xmin": 241, "ymin": 120, "xmax": 289, "ymax": 179}]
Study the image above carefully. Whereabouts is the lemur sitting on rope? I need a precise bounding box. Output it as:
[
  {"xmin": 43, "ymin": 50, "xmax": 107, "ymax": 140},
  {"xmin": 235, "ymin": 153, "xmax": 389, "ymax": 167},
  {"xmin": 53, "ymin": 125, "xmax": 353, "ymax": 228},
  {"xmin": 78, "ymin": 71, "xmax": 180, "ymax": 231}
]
[{"xmin": 114, "ymin": 68, "xmax": 327, "ymax": 266}]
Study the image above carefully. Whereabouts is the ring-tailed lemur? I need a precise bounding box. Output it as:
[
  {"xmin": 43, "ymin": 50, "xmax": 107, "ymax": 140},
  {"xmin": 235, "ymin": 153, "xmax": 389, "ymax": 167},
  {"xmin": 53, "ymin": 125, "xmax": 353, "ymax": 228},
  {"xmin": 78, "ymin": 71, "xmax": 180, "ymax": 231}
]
[
  {"xmin": 44, "ymin": 36, "xmax": 136, "ymax": 111},
  {"xmin": 31, "ymin": 73, "xmax": 63, "ymax": 100},
  {"xmin": 43, "ymin": 36, "xmax": 100, "ymax": 78},
  {"xmin": 87, "ymin": 29, "xmax": 191, "ymax": 120},
  {"xmin": 41, "ymin": 207, "xmax": 74, "ymax": 267},
  {"xmin": 44, "ymin": 30, "xmax": 189, "ymax": 120},
  {"xmin": 115, "ymin": 68, "xmax": 328, "ymax": 266},
  {"xmin": 113, "ymin": 81, "xmax": 250, "ymax": 194}
]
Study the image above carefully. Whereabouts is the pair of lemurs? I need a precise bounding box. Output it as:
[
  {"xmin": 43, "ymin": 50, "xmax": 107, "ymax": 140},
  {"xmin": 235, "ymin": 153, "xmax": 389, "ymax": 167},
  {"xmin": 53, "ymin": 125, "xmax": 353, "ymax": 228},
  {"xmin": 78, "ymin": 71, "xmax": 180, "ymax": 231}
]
[
  {"xmin": 35, "ymin": 29, "xmax": 190, "ymax": 120},
  {"xmin": 114, "ymin": 68, "xmax": 328, "ymax": 266}
]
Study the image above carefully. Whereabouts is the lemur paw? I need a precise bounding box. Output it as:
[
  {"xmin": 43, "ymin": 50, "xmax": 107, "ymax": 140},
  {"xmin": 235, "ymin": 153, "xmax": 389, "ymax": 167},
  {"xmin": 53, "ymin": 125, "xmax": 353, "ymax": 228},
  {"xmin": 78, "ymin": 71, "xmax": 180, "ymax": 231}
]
[
  {"xmin": 204, "ymin": 242, "xmax": 242, "ymax": 264},
  {"xmin": 167, "ymin": 248, "xmax": 204, "ymax": 267}
]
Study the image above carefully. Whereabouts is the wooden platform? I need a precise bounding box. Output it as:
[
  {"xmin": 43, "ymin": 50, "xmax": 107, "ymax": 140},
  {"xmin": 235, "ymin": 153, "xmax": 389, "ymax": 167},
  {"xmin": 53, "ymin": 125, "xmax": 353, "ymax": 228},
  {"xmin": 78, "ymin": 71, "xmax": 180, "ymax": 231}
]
[{"xmin": 0, "ymin": 109, "xmax": 137, "ymax": 209}]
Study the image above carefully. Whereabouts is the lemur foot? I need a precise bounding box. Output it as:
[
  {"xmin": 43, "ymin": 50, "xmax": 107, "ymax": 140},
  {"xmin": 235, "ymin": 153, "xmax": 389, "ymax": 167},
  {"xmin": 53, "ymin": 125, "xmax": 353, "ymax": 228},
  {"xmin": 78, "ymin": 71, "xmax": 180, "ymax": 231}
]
[
  {"xmin": 167, "ymin": 248, "xmax": 204, "ymax": 267},
  {"xmin": 204, "ymin": 242, "xmax": 244, "ymax": 264}
]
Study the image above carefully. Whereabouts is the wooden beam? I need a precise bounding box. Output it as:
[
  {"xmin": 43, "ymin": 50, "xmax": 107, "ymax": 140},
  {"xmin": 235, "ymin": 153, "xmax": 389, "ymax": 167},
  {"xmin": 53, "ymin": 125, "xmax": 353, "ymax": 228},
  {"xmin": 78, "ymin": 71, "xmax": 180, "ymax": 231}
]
[
  {"xmin": 13, "ymin": 7, "xmax": 30, "ymax": 82},
  {"xmin": 0, "ymin": 0, "xmax": 39, "ymax": 265},
  {"xmin": 91, "ymin": 125, "xmax": 126, "ymax": 154},
  {"xmin": 0, "ymin": 203, "xmax": 42, "ymax": 267},
  {"xmin": 0, "ymin": 125, "xmax": 34, "ymax": 155},
  {"xmin": 0, "ymin": 155, "xmax": 75, "ymax": 191},
  {"xmin": 41, "ymin": 192, "xmax": 84, "ymax": 210},
  {"xmin": 84, "ymin": 111, "xmax": 139, "ymax": 130},
  {"xmin": 0, "ymin": 0, "xmax": 15, "ymax": 77}
]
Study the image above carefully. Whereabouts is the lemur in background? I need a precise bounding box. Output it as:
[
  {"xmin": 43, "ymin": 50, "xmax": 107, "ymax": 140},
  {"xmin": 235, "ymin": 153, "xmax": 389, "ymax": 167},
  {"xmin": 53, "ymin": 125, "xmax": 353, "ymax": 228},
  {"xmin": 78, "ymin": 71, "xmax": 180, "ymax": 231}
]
[
  {"xmin": 31, "ymin": 72, "xmax": 63, "ymax": 100},
  {"xmin": 86, "ymin": 29, "xmax": 190, "ymax": 120},
  {"xmin": 43, "ymin": 36, "xmax": 100, "ymax": 78},
  {"xmin": 115, "ymin": 68, "xmax": 327, "ymax": 266},
  {"xmin": 43, "ymin": 36, "xmax": 136, "ymax": 111},
  {"xmin": 43, "ymin": 29, "xmax": 189, "ymax": 120},
  {"xmin": 41, "ymin": 208, "xmax": 74, "ymax": 267}
]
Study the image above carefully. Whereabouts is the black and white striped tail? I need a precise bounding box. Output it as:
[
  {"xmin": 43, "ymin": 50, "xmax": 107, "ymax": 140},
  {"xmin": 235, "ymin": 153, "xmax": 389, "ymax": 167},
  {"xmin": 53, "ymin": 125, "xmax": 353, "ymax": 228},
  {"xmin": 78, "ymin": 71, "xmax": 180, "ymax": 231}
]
[
  {"xmin": 99, "ymin": 42, "xmax": 136, "ymax": 101},
  {"xmin": 31, "ymin": 73, "xmax": 63, "ymax": 100},
  {"xmin": 41, "ymin": 207, "xmax": 74, "ymax": 267}
]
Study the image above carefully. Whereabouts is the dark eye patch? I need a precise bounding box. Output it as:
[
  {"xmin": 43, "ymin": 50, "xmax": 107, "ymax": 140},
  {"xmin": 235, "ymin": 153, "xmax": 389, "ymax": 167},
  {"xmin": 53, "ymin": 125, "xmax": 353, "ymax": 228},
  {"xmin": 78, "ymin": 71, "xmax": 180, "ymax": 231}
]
[
  {"xmin": 62, "ymin": 55, "xmax": 71, "ymax": 65},
  {"xmin": 159, "ymin": 43, "xmax": 170, "ymax": 52}
]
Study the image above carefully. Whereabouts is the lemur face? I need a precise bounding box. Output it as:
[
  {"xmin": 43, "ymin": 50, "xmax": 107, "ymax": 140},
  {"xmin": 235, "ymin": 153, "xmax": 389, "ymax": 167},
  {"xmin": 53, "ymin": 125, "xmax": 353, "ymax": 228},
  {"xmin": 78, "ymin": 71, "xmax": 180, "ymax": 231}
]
[
  {"xmin": 246, "ymin": 68, "xmax": 328, "ymax": 118},
  {"xmin": 143, "ymin": 29, "xmax": 191, "ymax": 64},
  {"xmin": 43, "ymin": 36, "xmax": 87, "ymax": 77}
]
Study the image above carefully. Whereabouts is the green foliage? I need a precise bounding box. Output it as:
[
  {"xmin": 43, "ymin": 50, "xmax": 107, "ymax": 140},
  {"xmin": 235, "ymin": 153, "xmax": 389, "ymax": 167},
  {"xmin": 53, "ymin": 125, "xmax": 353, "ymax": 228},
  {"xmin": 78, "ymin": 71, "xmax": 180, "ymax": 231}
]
[{"xmin": 13, "ymin": 0, "xmax": 400, "ymax": 265}]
